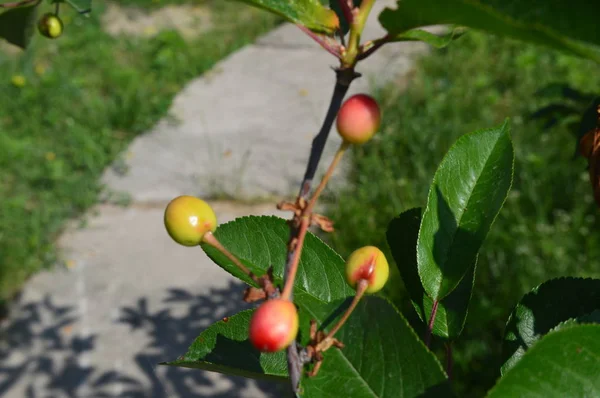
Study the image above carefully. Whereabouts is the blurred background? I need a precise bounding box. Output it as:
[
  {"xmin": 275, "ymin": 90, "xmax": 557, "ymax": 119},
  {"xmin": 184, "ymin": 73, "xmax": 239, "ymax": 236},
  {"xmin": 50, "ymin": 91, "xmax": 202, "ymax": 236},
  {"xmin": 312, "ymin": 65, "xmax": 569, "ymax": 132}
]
[{"xmin": 1, "ymin": 0, "xmax": 599, "ymax": 397}]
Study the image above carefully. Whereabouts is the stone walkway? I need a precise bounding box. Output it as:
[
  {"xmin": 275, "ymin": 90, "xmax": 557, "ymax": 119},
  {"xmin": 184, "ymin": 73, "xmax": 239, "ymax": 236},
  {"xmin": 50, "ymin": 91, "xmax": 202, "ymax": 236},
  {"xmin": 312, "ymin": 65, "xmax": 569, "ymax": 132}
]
[{"xmin": 0, "ymin": 2, "xmax": 435, "ymax": 397}]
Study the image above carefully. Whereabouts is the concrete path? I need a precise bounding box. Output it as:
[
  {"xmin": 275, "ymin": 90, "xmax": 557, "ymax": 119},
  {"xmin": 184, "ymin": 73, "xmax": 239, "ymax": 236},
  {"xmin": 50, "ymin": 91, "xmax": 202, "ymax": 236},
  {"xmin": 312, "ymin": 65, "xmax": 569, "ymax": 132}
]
[{"xmin": 0, "ymin": 2, "xmax": 435, "ymax": 397}]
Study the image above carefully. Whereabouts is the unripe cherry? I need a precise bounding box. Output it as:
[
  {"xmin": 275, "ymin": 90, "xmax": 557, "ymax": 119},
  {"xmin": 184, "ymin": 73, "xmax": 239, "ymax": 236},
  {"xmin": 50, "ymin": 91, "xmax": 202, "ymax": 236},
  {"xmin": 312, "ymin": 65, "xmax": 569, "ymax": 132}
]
[
  {"xmin": 249, "ymin": 299, "xmax": 299, "ymax": 353},
  {"xmin": 164, "ymin": 195, "xmax": 217, "ymax": 246},
  {"xmin": 345, "ymin": 246, "xmax": 389, "ymax": 293},
  {"xmin": 336, "ymin": 94, "xmax": 381, "ymax": 145},
  {"xmin": 38, "ymin": 13, "xmax": 64, "ymax": 39}
]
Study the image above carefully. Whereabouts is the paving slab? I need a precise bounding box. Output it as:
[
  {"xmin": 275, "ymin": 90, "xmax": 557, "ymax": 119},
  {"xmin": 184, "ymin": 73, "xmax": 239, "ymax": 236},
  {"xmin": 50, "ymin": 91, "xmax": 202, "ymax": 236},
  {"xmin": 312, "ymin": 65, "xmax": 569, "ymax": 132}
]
[
  {"xmin": 101, "ymin": 0, "xmax": 434, "ymax": 203},
  {"xmin": 0, "ymin": 202, "xmax": 291, "ymax": 398}
]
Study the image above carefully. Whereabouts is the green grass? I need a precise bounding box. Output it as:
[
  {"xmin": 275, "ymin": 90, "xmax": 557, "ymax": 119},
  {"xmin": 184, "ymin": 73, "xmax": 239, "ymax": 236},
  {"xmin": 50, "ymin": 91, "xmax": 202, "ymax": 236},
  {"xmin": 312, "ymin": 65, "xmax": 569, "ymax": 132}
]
[
  {"xmin": 0, "ymin": 1, "xmax": 280, "ymax": 301},
  {"xmin": 326, "ymin": 32, "xmax": 600, "ymax": 396}
]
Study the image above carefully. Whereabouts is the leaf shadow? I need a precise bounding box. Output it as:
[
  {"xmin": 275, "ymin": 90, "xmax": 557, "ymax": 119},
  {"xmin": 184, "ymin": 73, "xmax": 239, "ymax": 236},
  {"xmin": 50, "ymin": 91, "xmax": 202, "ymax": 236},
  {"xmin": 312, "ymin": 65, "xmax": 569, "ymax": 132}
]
[
  {"xmin": 0, "ymin": 281, "xmax": 292, "ymax": 397},
  {"xmin": 501, "ymin": 277, "xmax": 600, "ymax": 370},
  {"xmin": 432, "ymin": 186, "xmax": 480, "ymax": 300}
]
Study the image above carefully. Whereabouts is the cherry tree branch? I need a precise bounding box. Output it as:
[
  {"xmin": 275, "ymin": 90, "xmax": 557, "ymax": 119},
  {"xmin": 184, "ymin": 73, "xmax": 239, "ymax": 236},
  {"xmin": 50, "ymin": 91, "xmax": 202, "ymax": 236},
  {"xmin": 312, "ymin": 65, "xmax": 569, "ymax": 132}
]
[
  {"xmin": 358, "ymin": 34, "xmax": 391, "ymax": 60},
  {"xmin": 285, "ymin": 66, "xmax": 359, "ymax": 394},
  {"xmin": 0, "ymin": 0, "xmax": 40, "ymax": 8}
]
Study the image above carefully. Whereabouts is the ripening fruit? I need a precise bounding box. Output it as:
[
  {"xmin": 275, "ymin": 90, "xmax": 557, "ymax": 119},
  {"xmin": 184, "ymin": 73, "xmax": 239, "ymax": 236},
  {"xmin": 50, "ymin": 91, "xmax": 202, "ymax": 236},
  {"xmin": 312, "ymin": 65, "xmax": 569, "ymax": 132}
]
[
  {"xmin": 164, "ymin": 195, "xmax": 217, "ymax": 246},
  {"xmin": 345, "ymin": 246, "xmax": 389, "ymax": 293},
  {"xmin": 336, "ymin": 94, "xmax": 381, "ymax": 145},
  {"xmin": 249, "ymin": 299, "xmax": 299, "ymax": 352},
  {"xmin": 38, "ymin": 13, "xmax": 64, "ymax": 39}
]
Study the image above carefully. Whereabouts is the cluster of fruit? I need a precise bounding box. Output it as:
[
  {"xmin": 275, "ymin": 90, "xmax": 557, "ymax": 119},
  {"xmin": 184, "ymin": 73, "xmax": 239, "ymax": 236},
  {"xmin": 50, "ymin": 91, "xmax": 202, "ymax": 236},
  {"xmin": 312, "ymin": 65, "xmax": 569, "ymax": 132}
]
[{"xmin": 162, "ymin": 94, "xmax": 389, "ymax": 361}]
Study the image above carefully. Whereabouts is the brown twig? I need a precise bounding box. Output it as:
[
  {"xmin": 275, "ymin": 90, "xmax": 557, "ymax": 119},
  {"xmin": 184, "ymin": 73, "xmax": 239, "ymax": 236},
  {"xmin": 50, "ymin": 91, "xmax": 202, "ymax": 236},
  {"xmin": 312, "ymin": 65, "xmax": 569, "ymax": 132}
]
[
  {"xmin": 306, "ymin": 140, "xmax": 350, "ymax": 213},
  {"xmin": 285, "ymin": 67, "xmax": 359, "ymax": 394},
  {"xmin": 0, "ymin": 0, "xmax": 40, "ymax": 8},
  {"xmin": 358, "ymin": 34, "xmax": 391, "ymax": 60}
]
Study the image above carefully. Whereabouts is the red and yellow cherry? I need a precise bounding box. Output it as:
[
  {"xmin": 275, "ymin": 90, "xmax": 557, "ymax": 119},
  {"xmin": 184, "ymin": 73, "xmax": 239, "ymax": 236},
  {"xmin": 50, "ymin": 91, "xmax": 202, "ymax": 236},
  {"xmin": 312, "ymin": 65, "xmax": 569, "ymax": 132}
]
[
  {"xmin": 345, "ymin": 246, "xmax": 389, "ymax": 293},
  {"xmin": 164, "ymin": 195, "xmax": 217, "ymax": 246},
  {"xmin": 249, "ymin": 299, "xmax": 299, "ymax": 352},
  {"xmin": 38, "ymin": 13, "xmax": 64, "ymax": 39},
  {"xmin": 336, "ymin": 94, "xmax": 381, "ymax": 145}
]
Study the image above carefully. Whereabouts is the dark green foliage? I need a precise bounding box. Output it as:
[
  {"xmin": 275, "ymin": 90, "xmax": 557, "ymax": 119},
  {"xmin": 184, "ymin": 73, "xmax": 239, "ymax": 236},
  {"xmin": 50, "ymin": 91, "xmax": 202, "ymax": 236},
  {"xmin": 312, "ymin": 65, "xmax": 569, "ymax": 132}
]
[{"xmin": 327, "ymin": 31, "xmax": 600, "ymax": 396}]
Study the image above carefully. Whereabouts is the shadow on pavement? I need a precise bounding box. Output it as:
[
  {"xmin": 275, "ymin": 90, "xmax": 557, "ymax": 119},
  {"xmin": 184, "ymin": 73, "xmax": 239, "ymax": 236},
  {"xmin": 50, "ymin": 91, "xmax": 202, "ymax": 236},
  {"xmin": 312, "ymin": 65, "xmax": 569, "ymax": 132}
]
[{"xmin": 0, "ymin": 281, "xmax": 290, "ymax": 397}]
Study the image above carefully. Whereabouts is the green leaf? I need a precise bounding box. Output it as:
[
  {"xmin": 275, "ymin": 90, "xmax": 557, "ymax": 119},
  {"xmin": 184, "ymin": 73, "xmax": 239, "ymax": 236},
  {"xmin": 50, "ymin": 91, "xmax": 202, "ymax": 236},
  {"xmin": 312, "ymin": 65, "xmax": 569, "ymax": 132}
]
[
  {"xmin": 489, "ymin": 325, "xmax": 600, "ymax": 397},
  {"xmin": 379, "ymin": 0, "xmax": 600, "ymax": 63},
  {"xmin": 501, "ymin": 277, "xmax": 600, "ymax": 374},
  {"xmin": 163, "ymin": 310, "xmax": 288, "ymax": 380},
  {"xmin": 417, "ymin": 120, "xmax": 514, "ymax": 300},
  {"xmin": 387, "ymin": 208, "xmax": 476, "ymax": 340},
  {"xmin": 234, "ymin": 0, "xmax": 339, "ymax": 34},
  {"xmin": 300, "ymin": 296, "xmax": 452, "ymax": 397},
  {"xmin": 389, "ymin": 26, "xmax": 468, "ymax": 49},
  {"xmin": 166, "ymin": 295, "xmax": 451, "ymax": 396},
  {"xmin": 0, "ymin": 5, "xmax": 37, "ymax": 49},
  {"xmin": 170, "ymin": 216, "xmax": 451, "ymax": 395},
  {"xmin": 200, "ymin": 215, "xmax": 355, "ymax": 302}
]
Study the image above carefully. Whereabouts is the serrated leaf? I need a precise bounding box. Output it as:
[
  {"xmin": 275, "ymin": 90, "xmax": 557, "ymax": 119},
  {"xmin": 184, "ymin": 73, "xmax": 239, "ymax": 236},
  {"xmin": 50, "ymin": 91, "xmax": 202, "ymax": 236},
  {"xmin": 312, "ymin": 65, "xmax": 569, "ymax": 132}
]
[
  {"xmin": 234, "ymin": 0, "xmax": 338, "ymax": 34},
  {"xmin": 417, "ymin": 120, "xmax": 514, "ymax": 301},
  {"xmin": 300, "ymin": 296, "xmax": 452, "ymax": 397},
  {"xmin": 550, "ymin": 310, "xmax": 600, "ymax": 333},
  {"xmin": 501, "ymin": 277, "xmax": 600, "ymax": 374},
  {"xmin": 200, "ymin": 215, "xmax": 355, "ymax": 302},
  {"xmin": 163, "ymin": 310, "xmax": 288, "ymax": 380},
  {"xmin": 489, "ymin": 325, "xmax": 600, "ymax": 397},
  {"xmin": 387, "ymin": 208, "xmax": 476, "ymax": 340},
  {"xmin": 169, "ymin": 216, "xmax": 451, "ymax": 396},
  {"xmin": 0, "ymin": 5, "xmax": 37, "ymax": 49},
  {"xmin": 379, "ymin": 0, "xmax": 600, "ymax": 63},
  {"xmin": 389, "ymin": 26, "xmax": 468, "ymax": 49},
  {"xmin": 167, "ymin": 295, "xmax": 451, "ymax": 397}
]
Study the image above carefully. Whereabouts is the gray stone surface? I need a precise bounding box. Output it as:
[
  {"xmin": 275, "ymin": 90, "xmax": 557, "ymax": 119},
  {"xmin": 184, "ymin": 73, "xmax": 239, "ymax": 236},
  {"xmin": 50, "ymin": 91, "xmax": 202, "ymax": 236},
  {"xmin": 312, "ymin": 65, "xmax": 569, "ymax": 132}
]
[
  {"xmin": 1, "ymin": 2, "xmax": 437, "ymax": 397},
  {"xmin": 101, "ymin": 0, "xmax": 432, "ymax": 202},
  {"xmin": 0, "ymin": 202, "xmax": 291, "ymax": 398}
]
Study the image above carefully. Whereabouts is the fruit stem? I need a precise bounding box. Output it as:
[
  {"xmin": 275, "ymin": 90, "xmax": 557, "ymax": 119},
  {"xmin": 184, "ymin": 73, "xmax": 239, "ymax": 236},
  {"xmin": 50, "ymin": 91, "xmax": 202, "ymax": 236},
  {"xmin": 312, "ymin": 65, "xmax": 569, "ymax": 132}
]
[
  {"xmin": 280, "ymin": 216, "xmax": 310, "ymax": 301},
  {"xmin": 286, "ymin": 67, "xmax": 359, "ymax": 394},
  {"xmin": 281, "ymin": 105, "xmax": 351, "ymax": 303},
  {"xmin": 202, "ymin": 232, "xmax": 260, "ymax": 285},
  {"xmin": 298, "ymin": 68, "xmax": 358, "ymax": 200},
  {"xmin": 306, "ymin": 140, "xmax": 350, "ymax": 214},
  {"xmin": 315, "ymin": 279, "xmax": 368, "ymax": 352},
  {"xmin": 425, "ymin": 299, "xmax": 439, "ymax": 347}
]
